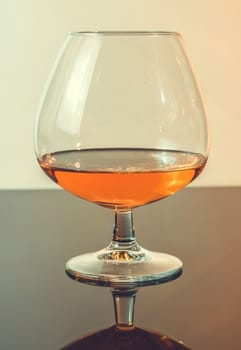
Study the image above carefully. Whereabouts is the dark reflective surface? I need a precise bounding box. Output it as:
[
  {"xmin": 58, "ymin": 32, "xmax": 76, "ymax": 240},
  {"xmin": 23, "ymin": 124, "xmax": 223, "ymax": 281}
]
[{"xmin": 1, "ymin": 188, "xmax": 241, "ymax": 350}]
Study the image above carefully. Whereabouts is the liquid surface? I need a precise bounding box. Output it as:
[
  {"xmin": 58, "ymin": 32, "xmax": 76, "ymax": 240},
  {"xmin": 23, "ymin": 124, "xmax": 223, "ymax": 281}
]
[{"xmin": 39, "ymin": 149, "xmax": 207, "ymax": 209}]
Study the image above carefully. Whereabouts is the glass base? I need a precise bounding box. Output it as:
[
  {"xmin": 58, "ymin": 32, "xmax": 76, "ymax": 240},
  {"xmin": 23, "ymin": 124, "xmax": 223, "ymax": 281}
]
[
  {"xmin": 61, "ymin": 325, "xmax": 191, "ymax": 350},
  {"xmin": 65, "ymin": 246, "xmax": 183, "ymax": 288}
]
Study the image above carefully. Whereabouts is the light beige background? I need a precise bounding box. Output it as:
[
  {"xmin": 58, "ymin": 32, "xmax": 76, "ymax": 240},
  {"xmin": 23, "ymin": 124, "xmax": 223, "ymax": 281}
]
[{"xmin": 1, "ymin": 0, "xmax": 241, "ymax": 188}]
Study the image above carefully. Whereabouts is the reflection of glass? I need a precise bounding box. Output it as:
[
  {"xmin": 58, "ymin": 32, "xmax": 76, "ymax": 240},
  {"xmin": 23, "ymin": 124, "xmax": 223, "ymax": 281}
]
[{"xmin": 35, "ymin": 31, "xmax": 209, "ymax": 349}]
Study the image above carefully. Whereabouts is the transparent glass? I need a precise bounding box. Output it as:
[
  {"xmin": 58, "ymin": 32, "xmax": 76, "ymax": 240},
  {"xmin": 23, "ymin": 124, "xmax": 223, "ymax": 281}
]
[{"xmin": 35, "ymin": 31, "xmax": 209, "ymax": 349}]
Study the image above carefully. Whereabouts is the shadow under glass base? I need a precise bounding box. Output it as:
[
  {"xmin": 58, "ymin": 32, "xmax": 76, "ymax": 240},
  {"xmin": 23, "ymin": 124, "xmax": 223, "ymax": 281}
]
[
  {"xmin": 65, "ymin": 246, "xmax": 183, "ymax": 288},
  {"xmin": 61, "ymin": 325, "xmax": 191, "ymax": 350}
]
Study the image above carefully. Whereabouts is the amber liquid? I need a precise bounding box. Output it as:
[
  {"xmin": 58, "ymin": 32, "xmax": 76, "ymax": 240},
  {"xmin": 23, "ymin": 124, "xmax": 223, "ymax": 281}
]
[
  {"xmin": 61, "ymin": 325, "xmax": 191, "ymax": 350},
  {"xmin": 39, "ymin": 149, "xmax": 207, "ymax": 209}
]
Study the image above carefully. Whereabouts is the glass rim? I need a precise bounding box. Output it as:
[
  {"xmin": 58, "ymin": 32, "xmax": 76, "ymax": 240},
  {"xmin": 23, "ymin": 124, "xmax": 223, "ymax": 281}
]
[{"xmin": 69, "ymin": 31, "xmax": 181, "ymax": 37}]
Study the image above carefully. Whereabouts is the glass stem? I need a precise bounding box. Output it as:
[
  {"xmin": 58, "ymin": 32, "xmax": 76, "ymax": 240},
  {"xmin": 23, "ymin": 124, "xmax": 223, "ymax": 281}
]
[
  {"xmin": 112, "ymin": 289, "xmax": 137, "ymax": 330},
  {"xmin": 112, "ymin": 209, "xmax": 137, "ymax": 246},
  {"xmin": 110, "ymin": 211, "xmax": 138, "ymax": 329}
]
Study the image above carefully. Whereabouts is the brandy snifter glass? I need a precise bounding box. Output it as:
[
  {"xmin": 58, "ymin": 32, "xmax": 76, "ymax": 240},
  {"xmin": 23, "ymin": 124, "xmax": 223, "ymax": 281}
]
[{"xmin": 35, "ymin": 31, "xmax": 209, "ymax": 349}]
